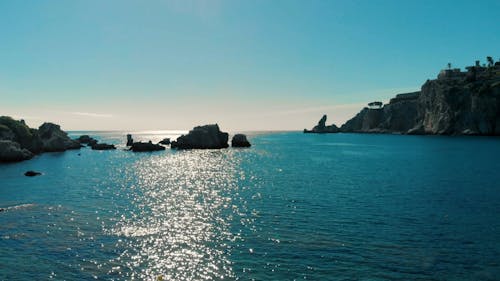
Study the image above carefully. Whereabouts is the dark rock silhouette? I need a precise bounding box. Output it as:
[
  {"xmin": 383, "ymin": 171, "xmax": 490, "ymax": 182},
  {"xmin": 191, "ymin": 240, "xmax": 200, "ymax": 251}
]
[
  {"xmin": 0, "ymin": 116, "xmax": 43, "ymax": 153},
  {"xmin": 231, "ymin": 134, "xmax": 251, "ymax": 147},
  {"xmin": 130, "ymin": 141, "xmax": 165, "ymax": 152},
  {"xmin": 0, "ymin": 140, "xmax": 34, "ymax": 162},
  {"xmin": 24, "ymin": 171, "xmax": 41, "ymax": 177},
  {"xmin": 171, "ymin": 124, "xmax": 229, "ymax": 149},
  {"xmin": 76, "ymin": 135, "xmax": 97, "ymax": 145},
  {"xmin": 38, "ymin": 123, "xmax": 82, "ymax": 152},
  {"xmin": 304, "ymin": 115, "xmax": 339, "ymax": 133},
  {"xmin": 91, "ymin": 143, "xmax": 116, "ymax": 150},
  {"xmin": 126, "ymin": 134, "xmax": 134, "ymax": 146},
  {"xmin": 328, "ymin": 58, "xmax": 500, "ymax": 135},
  {"xmin": 159, "ymin": 138, "xmax": 170, "ymax": 145}
]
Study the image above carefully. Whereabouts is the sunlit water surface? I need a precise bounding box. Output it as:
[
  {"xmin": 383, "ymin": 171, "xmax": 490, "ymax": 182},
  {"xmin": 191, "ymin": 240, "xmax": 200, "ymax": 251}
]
[{"xmin": 1, "ymin": 132, "xmax": 500, "ymax": 280}]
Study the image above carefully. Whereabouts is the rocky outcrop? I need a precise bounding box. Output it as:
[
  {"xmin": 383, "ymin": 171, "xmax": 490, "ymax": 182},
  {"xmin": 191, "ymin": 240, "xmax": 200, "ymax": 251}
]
[
  {"xmin": 130, "ymin": 141, "xmax": 165, "ymax": 152},
  {"xmin": 76, "ymin": 135, "xmax": 97, "ymax": 145},
  {"xmin": 339, "ymin": 61, "xmax": 500, "ymax": 135},
  {"xmin": 0, "ymin": 117, "xmax": 87, "ymax": 162},
  {"xmin": 0, "ymin": 140, "xmax": 34, "ymax": 162},
  {"xmin": 0, "ymin": 117, "xmax": 43, "ymax": 153},
  {"xmin": 126, "ymin": 134, "xmax": 133, "ymax": 146},
  {"xmin": 38, "ymin": 123, "xmax": 82, "ymax": 152},
  {"xmin": 231, "ymin": 134, "xmax": 251, "ymax": 147},
  {"xmin": 159, "ymin": 138, "xmax": 170, "ymax": 145},
  {"xmin": 91, "ymin": 143, "xmax": 116, "ymax": 150},
  {"xmin": 171, "ymin": 124, "xmax": 229, "ymax": 149},
  {"xmin": 304, "ymin": 115, "xmax": 340, "ymax": 133}
]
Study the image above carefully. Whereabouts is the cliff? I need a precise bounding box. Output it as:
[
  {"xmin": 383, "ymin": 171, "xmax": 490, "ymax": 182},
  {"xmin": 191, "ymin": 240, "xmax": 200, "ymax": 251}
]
[{"xmin": 338, "ymin": 60, "xmax": 500, "ymax": 135}]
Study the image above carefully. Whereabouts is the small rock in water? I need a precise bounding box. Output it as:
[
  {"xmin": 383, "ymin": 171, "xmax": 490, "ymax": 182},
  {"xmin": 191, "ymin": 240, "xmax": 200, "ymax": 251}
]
[
  {"xmin": 158, "ymin": 138, "xmax": 170, "ymax": 145},
  {"xmin": 24, "ymin": 171, "xmax": 42, "ymax": 177},
  {"xmin": 91, "ymin": 143, "xmax": 116, "ymax": 150},
  {"xmin": 126, "ymin": 134, "xmax": 134, "ymax": 146},
  {"xmin": 0, "ymin": 208, "xmax": 4, "ymax": 212},
  {"xmin": 231, "ymin": 134, "xmax": 251, "ymax": 147}
]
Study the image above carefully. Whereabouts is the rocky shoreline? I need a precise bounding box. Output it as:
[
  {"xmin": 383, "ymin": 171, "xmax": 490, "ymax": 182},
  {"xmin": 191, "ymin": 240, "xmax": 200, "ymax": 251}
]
[
  {"xmin": 0, "ymin": 118, "xmax": 252, "ymax": 163},
  {"xmin": 305, "ymin": 57, "xmax": 500, "ymax": 135}
]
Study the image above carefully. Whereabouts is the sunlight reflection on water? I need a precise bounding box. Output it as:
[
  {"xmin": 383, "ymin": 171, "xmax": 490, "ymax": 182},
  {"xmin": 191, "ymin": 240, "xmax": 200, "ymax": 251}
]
[{"xmin": 109, "ymin": 150, "xmax": 241, "ymax": 280}]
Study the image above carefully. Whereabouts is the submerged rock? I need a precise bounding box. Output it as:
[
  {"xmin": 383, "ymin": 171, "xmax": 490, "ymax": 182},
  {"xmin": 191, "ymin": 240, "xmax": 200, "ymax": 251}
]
[
  {"xmin": 91, "ymin": 143, "xmax": 116, "ymax": 150},
  {"xmin": 24, "ymin": 170, "xmax": 41, "ymax": 177},
  {"xmin": 231, "ymin": 134, "xmax": 251, "ymax": 147},
  {"xmin": 126, "ymin": 134, "xmax": 134, "ymax": 146},
  {"xmin": 304, "ymin": 115, "xmax": 339, "ymax": 133},
  {"xmin": 171, "ymin": 124, "xmax": 229, "ymax": 149},
  {"xmin": 0, "ymin": 140, "xmax": 34, "ymax": 162},
  {"xmin": 130, "ymin": 141, "xmax": 165, "ymax": 152}
]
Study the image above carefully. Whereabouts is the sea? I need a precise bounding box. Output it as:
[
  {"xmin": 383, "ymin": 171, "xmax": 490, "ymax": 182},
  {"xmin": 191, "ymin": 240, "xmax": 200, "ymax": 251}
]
[{"xmin": 1, "ymin": 131, "xmax": 500, "ymax": 281}]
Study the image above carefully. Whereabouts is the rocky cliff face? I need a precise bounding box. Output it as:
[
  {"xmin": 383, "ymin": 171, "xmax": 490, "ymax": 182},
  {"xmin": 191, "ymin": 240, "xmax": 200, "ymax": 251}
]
[{"xmin": 339, "ymin": 66, "xmax": 500, "ymax": 135}]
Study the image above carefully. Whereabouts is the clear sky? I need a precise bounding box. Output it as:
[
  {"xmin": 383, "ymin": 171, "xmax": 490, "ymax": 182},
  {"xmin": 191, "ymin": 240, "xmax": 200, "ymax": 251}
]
[{"xmin": 1, "ymin": 0, "xmax": 499, "ymax": 131}]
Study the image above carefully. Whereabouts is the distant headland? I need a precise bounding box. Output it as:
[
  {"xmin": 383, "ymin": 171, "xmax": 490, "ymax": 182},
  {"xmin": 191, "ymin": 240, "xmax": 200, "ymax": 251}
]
[{"xmin": 305, "ymin": 56, "xmax": 500, "ymax": 135}]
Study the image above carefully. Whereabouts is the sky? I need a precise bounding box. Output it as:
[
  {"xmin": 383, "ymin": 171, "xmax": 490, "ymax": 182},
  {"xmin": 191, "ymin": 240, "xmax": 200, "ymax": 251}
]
[{"xmin": 1, "ymin": 0, "xmax": 499, "ymax": 131}]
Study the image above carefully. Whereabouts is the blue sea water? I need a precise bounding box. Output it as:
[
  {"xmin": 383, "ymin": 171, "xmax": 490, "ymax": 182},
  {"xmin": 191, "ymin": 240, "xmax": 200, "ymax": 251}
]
[{"xmin": 1, "ymin": 131, "xmax": 500, "ymax": 280}]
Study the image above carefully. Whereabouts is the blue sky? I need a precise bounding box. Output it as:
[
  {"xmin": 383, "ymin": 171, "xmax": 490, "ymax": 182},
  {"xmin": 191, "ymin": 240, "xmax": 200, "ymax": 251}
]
[{"xmin": 1, "ymin": 0, "xmax": 499, "ymax": 130}]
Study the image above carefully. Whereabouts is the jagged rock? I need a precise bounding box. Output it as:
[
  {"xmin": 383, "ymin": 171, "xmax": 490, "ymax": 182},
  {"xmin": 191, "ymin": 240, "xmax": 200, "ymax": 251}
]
[
  {"xmin": 130, "ymin": 141, "xmax": 165, "ymax": 152},
  {"xmin": 231, "ymin": 134, "xmax": 251, "ymax": 147},
  {"xmin": 76, "ymin": 135, "xmax": 97, "ymax": 145},
  {"xmin": 159, "ymin": 138, "xmax": 170, "ymax": 145},
  {"xmin": 38, "ymin": 123, "xmax": 82, "ymax": 152},
  {"xmin": 171, "ymin": 124, "xmax": 229, "ymax": 149},
  {"xmin": 91, "ymin": 143, "xmax": 116, "ymax": 150},
  {"xmin": 0, "ymin": 116, "xmax": 43, "ymax": 153},
  {"xmin": 126, "ymin": 134, "xmax": 134, "ymax": 146},
  {"xmin": 87, "ymin": 139, "xmax": 98, "ymax": 147},
  {"xmin": 304, "ymin": 115, "xmax": 339, "ymax": 133},
  {"xmin": 0, "ymin": 140, "xmax": 34, "ymax": 162},
  {"xmin": 24, "ymin": 171, "xmax": 41, "ymax": 177}
]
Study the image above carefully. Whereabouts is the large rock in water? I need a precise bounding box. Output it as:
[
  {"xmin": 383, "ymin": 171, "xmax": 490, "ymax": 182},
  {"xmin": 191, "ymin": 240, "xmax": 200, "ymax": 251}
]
[
  {"xmin": 231, "ymin": 134, "xmax": 251, "ymax": 147},
  {"xmin": 0, "ymin": 116, "xmax": 43, "ymax": 153},
  {"xmin": 0, "ymin": 140, "xmax": 34, "ymax": 162},
  {"xmin": 171, "ymin": 124, "xmax": 229, "ymax": 149},
  {"xmin": 38, "ymin": 123, "xmax": 82, "ymax": 152},
  {"xmin": 130, "ymin": 141, "xmax": 166, "ymax": 152},
  {"xmin": 304, "ymin": 115, "xmax": 339, "ymax": 133}
]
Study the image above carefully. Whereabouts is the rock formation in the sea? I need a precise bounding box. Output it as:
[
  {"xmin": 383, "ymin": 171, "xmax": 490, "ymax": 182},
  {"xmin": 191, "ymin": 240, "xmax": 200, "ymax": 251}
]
[
  {"xmin": 24, "ymin": 171, "xmax": 42, "ymax": 177},
  {"xmin": 0, "ymin": 140, "xmax": 34, "ymax": 162},
  {"xmin": 126, "ymin": 134, "xmax": 133, "ymax": 146},
  {"xmin": 0, "ymin": 117, "xmax": 89, "ymax": 162},
  {"xmin": 0, "ymin": 116, "xmax": 43, "ymax": 153},
  {"xmin": 76, "ymin": 135, "xmax": 98, "ymax": 145},
  {"xmin": 171, "ymin": 124, "xmax": 229, "ymax": 149},
  {"xmin": 159, "ymin": 138, "xmax": 170, "ymax": 145},
  {"xmin": 304, "ymin": 115, "xmax": 340, "ymax": 133},
  {"xmin": 38, "ymin": 123, "xmax": 82, "ymax": 152},
  {"xmin": 91, "ymin": 143, "xmax": 116, "ymax": 150},
  {"xmin": 316, "ymin": 57, "xmax": 500, "ymax": 136},
  {"xmin": 231, "ymin": 134, "xmax": 251, "ymax": 147},
  {"xmin": 129, "ymin": 141, "xmax": 166, "ymax": 152}
]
